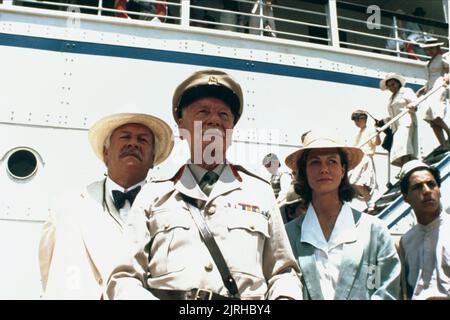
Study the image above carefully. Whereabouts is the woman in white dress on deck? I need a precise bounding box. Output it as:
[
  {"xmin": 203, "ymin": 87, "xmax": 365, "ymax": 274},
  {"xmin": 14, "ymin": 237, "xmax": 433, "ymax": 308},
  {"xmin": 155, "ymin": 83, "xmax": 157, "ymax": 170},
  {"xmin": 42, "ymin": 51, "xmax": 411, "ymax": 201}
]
[
  {"xmin": 380, "ymin": 73, "xmax": 418, "ymax": 167},
  {"xmin": 416, "ymin": 38, "xmax": 450, "ymax": 149}
]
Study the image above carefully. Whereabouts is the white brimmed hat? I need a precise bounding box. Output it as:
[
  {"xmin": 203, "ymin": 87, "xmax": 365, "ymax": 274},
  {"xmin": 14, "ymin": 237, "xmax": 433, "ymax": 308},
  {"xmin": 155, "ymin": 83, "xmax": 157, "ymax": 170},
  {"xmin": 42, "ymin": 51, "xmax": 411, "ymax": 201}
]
[
  {"xmin": 399, "ymin": 159, "xmax": 430, "ymax": 181},
  {"xmin": 379, "ymin": 73, "xmax": 406, "ymax": 91},
  {"xmin": 88, "ymin": 113, "xmax": 174, "ymax": 166},
  {"xmin": 419, "ymin": 37, "xmax": 444, "ymax": 48},
  {"xmin": 285, "ymin": 130, "xmax": 364, "ymax": 172}
]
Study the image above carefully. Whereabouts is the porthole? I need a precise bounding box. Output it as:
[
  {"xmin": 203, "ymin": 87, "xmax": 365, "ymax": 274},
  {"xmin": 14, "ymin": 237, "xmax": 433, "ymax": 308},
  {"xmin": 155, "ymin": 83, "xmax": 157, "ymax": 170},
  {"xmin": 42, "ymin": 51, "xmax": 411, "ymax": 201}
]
[{"xmin": 6, "ymin": 149, "xmax": 38, "ymax": 180}]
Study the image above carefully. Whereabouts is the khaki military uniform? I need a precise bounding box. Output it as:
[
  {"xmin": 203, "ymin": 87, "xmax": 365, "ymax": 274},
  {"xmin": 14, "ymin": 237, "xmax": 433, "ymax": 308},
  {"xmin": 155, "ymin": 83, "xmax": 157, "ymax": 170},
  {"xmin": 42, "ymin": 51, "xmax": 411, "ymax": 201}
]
[{"xmin": 107, "ymin": 163, "xmax": 303, "ymax": 300}]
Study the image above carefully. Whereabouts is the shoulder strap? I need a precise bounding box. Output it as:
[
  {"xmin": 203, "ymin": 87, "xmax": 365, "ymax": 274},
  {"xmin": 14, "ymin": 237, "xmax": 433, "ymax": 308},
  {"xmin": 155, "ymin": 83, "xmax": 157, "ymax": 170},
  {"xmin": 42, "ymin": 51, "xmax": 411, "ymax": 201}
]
[{"xmin": 182, "ymin": 195, "xmax": 240, "ymax": 299}]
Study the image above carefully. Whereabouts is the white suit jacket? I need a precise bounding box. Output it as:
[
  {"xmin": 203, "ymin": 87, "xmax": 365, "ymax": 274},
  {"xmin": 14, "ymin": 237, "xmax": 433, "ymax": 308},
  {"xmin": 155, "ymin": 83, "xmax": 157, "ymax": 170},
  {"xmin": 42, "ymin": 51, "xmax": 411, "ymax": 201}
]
[{"xmin": 39, "ymin": 179, "xmax": 138, "ymax": 299}]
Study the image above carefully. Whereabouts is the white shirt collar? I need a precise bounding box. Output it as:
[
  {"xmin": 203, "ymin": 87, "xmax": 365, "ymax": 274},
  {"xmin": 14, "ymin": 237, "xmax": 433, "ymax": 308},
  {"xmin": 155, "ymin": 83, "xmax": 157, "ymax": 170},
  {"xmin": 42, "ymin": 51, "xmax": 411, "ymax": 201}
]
[{"xmin": 301, "ymin": 202, "xmax": 357, "ymax": 252}]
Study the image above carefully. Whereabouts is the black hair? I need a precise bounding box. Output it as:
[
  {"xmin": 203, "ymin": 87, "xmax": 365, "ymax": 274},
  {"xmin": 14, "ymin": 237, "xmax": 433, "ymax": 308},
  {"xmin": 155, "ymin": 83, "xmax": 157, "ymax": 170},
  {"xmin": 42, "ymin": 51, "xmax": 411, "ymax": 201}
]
[
  {"xmin": 386, "ymin": 78, "xmax": 402, "ymax": 88},
  {"xmin": 400, "ymin": 166, "xmax": 441, "ymax": 194},
  {"xmin": 351, "ymin": 113, "xmax": 368, "ymax": 121},
  {"xmin": 293, "ymin": 148, "xmax": 356, "ymax": 205}
]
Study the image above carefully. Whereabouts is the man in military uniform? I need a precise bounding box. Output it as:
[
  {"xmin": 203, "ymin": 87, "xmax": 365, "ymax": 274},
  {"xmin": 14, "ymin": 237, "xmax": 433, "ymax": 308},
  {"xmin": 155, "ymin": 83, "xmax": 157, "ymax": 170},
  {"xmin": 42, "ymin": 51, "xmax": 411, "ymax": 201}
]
[{"xmin": 107, "ymin": 69, "xmax": 303, "ymax": 300}]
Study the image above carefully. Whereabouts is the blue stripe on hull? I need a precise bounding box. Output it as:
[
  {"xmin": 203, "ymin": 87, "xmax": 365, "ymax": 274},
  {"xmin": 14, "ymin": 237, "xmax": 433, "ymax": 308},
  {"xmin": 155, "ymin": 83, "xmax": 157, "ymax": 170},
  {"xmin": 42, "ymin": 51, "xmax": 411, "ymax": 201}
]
[{"xmin": 0, "ymin": 32, "xmax": 422, "ymax": 90}]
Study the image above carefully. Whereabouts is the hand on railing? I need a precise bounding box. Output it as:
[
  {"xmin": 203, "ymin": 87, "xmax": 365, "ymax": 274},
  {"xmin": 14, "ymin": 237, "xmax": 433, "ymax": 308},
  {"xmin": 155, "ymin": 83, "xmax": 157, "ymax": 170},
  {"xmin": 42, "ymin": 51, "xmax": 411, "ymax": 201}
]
[
  {"xmin": 443, "ymin": 74, "xmax": 450, "ymax": 87},
  {"xmin": 416, "ymin": 85, "xmax": 426, "ymax": 97},
  {"xmin": 406, "ymin": 103, "xmax": 417, "ymax": 114}
]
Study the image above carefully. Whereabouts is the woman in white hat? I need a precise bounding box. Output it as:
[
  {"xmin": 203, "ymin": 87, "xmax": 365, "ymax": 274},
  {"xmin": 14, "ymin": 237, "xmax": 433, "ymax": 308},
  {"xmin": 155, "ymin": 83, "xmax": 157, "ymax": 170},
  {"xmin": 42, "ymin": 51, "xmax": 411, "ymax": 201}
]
[
  {"xmin": 284, "ymin": 130, "xmax": 401, "ymax": 300},
  {"xmin": 417, "ymin": 37, "xmax": 450, "ymax": 150},
  {"xmin": 380, "ymin": 73, "xmax": 418, "ymax": 167}
]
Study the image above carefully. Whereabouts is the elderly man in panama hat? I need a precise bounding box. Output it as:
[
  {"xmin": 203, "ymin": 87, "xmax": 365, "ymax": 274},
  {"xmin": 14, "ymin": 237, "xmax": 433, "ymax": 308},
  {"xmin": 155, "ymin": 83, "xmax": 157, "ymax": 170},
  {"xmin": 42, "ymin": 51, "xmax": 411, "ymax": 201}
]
[
  {"xmin": 416, "ymin": 37, "xmax": 450, "ymax": 150},
  {"xmin": 107, "ymin": 69, "xmax": 303, "ymax": 300},
  {"xmin": 39, "ymin": 113, "xmax": 173, "ymax": 299},
  {"xmin": 398, "ymin": 160, "xmax": 450, "ymax": 300}
]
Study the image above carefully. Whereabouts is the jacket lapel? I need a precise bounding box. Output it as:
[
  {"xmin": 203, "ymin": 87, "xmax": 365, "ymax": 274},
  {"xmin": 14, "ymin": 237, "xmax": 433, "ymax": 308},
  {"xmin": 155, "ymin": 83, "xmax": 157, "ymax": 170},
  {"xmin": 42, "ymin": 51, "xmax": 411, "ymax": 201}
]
[
  {"xmin": 333, "ymin": 210, "xmax": 364, "ymax": 300},
  {"xmin": 78, "ymin": 180, "xmax": 124, "ymax": 279},
  {"xmin": 294, "ymin": 217, "xmax": 325, "ymax": 300}
]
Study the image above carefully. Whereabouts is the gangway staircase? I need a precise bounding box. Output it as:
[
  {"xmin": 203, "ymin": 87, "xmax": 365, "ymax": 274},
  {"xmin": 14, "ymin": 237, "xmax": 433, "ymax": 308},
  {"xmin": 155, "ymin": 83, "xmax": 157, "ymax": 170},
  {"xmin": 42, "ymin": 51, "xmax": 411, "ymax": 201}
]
[{"xmin": 372, "ymin": 148, "xmax": 450, "ymax": 237}]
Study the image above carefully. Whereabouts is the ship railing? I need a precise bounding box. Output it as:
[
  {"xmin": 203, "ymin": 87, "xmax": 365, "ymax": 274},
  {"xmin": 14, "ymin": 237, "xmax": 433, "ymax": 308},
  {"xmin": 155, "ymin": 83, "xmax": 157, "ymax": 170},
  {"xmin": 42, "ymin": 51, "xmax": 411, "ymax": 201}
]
[
  {"xmin": 336, "ymin": 1, "xmax": 448, "ymax": 61},
  {"xmin": 1, "ymin": 0, "xmax": 448, "ymax": 61}
]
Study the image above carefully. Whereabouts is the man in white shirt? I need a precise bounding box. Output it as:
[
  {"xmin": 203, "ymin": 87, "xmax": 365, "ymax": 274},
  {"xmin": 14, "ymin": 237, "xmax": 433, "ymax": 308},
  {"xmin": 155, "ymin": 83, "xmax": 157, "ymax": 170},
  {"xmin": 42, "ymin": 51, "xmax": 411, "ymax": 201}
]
[
  {"xmin": 38, "ymin": 112, "xmax": 173, "ymax": 299},
  {"xmin": 399, "ymin": 160, "xmax": 450, "ymax": 299}
]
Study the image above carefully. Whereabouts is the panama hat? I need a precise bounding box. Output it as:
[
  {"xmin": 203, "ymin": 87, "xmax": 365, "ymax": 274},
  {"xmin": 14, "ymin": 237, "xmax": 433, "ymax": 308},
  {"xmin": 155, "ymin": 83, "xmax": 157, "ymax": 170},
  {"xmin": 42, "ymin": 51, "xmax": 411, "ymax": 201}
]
[
  {"xmin": 419, "ymin": 37, "xmax": 444, "ymax": 48},
  {"xmin": 399, "ymin": 159, "xmax": 430, "ymax": 181},
  {"xmin": 280, "ymin": 186, "xmax": 303, "ymax": 208},
  {"xmin": 285, "ymin": 130, "xmax": 364, "ymax": 172},
  {"xmin": 172, "ymin": 69, "xmax": 244, "ymax": 124},
  {"xmin": 380, "ymin": 73, "xmax": 406, "ymax": 91},
  {"xmin": 88, "ymin": 113, "xmax": 174, "ymax": 166},
  {"xmin": 279, "ymin": 186, "xmax": 305, "ymax": 220}
]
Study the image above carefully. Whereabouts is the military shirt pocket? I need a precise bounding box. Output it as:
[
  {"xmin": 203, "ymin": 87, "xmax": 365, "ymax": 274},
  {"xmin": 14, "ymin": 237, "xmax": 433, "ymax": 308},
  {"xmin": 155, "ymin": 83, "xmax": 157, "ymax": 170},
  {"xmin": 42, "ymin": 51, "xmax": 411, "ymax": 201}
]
[
  {"xmin": 148, "ymin": 212, "xmax": 193, "ymax": 277},
  {"xmin": 224, "ymin": 213, "xmax": 270, "ymax": 278}
]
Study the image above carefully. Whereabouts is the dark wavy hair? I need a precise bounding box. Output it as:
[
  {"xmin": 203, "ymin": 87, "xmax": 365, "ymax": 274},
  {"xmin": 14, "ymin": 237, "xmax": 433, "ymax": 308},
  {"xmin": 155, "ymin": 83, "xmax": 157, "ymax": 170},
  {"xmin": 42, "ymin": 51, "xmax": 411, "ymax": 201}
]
[
  {"xmin": 293, "ymin": 148, "xmax": 356, "ymax": 205},
  {"xmin": 400, "ymin": 166, "xmax": 441, "ymax": 194}
]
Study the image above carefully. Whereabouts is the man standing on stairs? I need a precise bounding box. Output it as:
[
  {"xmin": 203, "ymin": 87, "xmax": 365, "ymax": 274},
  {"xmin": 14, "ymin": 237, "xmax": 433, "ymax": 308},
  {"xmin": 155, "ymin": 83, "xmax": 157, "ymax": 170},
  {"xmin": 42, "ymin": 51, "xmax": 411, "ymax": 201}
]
[
  {"xmin": 107, "ymin": 69, "xmax": 302, "ymax": 300},
  {"xmin": 399, "ymin": 160, "xmax": 450, "ymax": 299}
]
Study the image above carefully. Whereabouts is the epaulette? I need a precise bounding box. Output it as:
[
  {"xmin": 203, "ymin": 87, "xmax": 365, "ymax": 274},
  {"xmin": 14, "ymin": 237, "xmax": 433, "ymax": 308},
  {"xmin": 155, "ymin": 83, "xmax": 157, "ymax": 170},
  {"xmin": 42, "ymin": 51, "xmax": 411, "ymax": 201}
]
[{"xmin": 231, "ymin": 164, "xmax": 270, "ymax": 185}]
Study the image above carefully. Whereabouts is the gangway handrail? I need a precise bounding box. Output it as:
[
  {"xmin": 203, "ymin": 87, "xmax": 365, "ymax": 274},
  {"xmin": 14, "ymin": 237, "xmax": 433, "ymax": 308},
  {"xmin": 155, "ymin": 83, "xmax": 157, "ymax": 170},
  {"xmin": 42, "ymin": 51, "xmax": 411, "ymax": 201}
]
[{"xmin": 358, "ymin": 81, "xmax": 447, "ymax": 149}]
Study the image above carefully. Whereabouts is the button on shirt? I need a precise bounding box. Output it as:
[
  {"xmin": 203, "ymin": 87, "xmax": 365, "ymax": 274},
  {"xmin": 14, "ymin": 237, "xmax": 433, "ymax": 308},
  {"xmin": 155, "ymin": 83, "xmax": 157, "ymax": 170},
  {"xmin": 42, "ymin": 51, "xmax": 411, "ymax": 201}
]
[
  {"xmin": 106, "ymin": 177, "xmax": 145, "ymax": 223},
  {"xmin": 301, "ymin": 202, "xmax": 357, "ymax": 300}
]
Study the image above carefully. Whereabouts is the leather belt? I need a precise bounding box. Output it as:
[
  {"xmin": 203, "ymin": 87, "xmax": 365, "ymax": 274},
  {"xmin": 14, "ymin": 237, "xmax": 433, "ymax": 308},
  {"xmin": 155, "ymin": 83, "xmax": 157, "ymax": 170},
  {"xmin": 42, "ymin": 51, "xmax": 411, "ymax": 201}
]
[{"xmin": 150, "ymin": 288, "xmax": 236, "ymax": 300}]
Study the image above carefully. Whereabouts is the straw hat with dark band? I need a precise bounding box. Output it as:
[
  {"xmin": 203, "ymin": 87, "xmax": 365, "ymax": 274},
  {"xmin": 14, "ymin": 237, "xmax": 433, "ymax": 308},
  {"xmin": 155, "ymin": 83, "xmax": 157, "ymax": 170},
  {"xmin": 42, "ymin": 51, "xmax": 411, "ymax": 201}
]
[
  {"xmin": 285, "ymin": 131, "xmax": 364, "ymax": 172},
  {"xmin": 88, "ymin": 113, "xmax": 174, "ymax": 166},
  {"xmin": 172, "ymin": 69, "xmax": 244, "ymax": 124}
]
